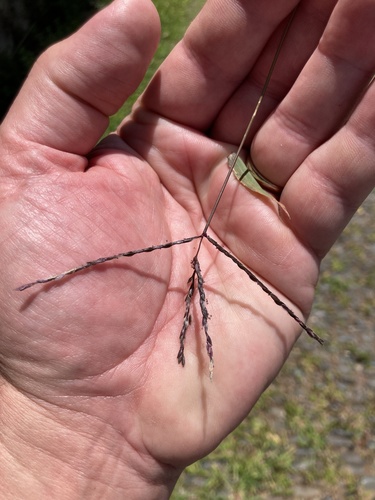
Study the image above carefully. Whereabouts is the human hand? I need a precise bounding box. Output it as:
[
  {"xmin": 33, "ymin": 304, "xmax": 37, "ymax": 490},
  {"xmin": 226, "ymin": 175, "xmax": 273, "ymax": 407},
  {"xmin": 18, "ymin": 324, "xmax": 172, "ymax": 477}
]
[{"xmin": 0, "ymin": 0, "xmax": 374, "ymax": 497}]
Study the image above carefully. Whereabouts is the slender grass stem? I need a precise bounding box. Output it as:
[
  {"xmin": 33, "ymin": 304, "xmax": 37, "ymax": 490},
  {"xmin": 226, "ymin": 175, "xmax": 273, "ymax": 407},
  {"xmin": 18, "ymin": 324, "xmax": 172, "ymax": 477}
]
[
  {"xmin": 204, "ymin": 233, "xmax": 324, "ymax": 345},
  {"xmin": 201, "ymin": 7, "xmax": 298, "ymax": 236},
  {"xmin": 16, "ymin": 235, "xmax": 201, "ymax": 291}
]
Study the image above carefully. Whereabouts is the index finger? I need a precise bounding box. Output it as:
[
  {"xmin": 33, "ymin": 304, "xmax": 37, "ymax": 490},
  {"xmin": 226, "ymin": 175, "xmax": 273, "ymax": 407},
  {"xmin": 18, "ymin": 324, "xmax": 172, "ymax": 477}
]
[{"xmin": 141, "ymin": 0, "xmax": 299, "ymax": 130}]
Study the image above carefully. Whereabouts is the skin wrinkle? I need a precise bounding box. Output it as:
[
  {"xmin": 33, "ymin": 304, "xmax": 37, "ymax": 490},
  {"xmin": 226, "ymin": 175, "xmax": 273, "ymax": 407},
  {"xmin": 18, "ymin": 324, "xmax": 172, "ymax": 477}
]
[
  {"xmin": 348, "ymin": 92, "xmax": 375, "ymax": 152},
  {"xmin": 318, "ymin": 42, "xmax": 375, "ymax": 77},
  {"xmin": 320, "ymin": 142, "xmax": 373, "ymax": 211},
  {"xmin": 272, "ymin": 95, "xmax": 327, "ymax": 147},
  {"xmin": 318, "ymin": 1, "xmax": 375, "ymax": 66},
  {"xmin": 183, "ymin": 19, "xmax": 247, "ymax": 88},
  {"xmin": 27, "ymin": 398, "xmax": 156, "ymax": 496},
  {"xmin": 51, "ymin": 45, "xmax": 135, "ymax": 116},
  {"xmin": 27, "ymin": 64, "xmax": 104, "ymax": 147},
  {"xmin": 257, "ymin": 55, "xmax": 371, "ymax": 159},
  {"xmin": 120, "ymin": 114, "xmax": 208, "ymax": 225},
  {"xmin": 45, "ymin": 7, "xmax": 159, "ymax": 117}
]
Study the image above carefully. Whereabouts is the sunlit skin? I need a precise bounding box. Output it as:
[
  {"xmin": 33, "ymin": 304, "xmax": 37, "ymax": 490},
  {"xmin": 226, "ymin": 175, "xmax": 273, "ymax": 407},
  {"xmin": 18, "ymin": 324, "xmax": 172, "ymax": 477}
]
[{"xmin": 0, "ymin": 0, "xmax": 374, "ymax": 497}]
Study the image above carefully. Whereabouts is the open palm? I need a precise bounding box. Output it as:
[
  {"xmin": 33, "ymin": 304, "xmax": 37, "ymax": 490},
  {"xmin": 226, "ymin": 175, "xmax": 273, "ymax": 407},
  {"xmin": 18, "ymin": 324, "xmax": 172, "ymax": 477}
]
[{"xmin": 1, "ymin": 0, "xmax": 374, "ymax": 495}]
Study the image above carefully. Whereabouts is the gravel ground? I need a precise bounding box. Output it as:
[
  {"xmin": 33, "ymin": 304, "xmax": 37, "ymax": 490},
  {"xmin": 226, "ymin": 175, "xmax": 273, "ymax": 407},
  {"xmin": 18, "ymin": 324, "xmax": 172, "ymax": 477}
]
[{"xmin": 263, "ymin": 189, "xmax": 375, "ymax": 499}]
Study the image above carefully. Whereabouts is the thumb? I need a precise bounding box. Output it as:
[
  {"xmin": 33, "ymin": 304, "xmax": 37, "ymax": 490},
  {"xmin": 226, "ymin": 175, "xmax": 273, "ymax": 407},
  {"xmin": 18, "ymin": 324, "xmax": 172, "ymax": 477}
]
[{"xmin": 1, "ymin": 0, "xmax": 160, "ymax": 159}]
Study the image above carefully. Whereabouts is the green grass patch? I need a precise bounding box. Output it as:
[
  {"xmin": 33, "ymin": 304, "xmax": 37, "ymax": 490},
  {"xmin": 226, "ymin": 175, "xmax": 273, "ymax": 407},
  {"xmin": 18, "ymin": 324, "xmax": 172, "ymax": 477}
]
[{"xmin": 173, "ymin": 405, "xmax": 295, "ymax": 499}]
